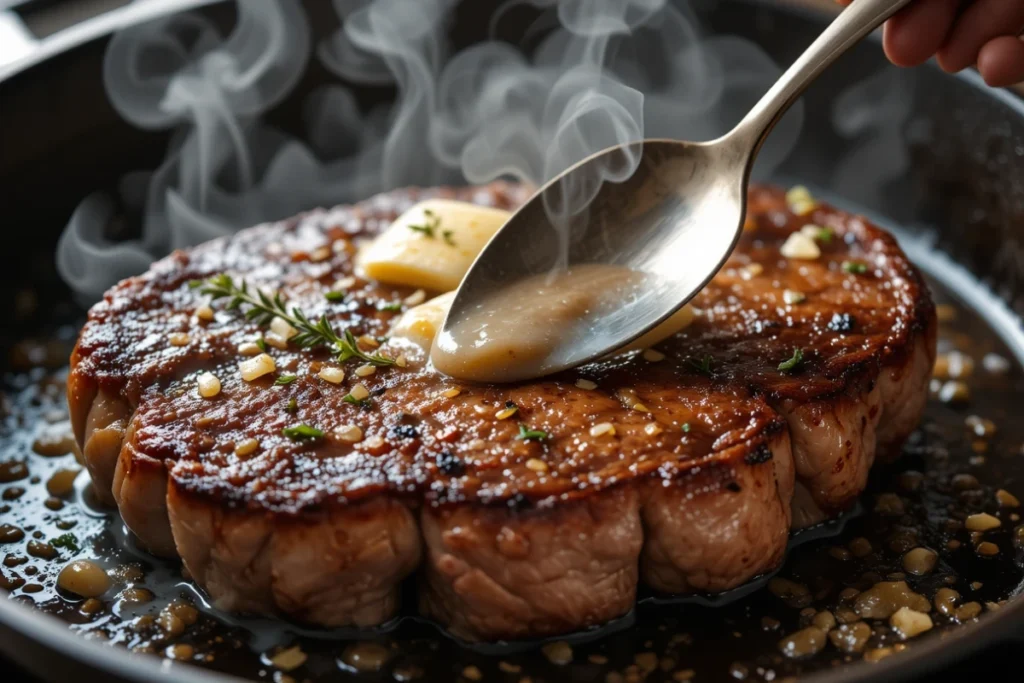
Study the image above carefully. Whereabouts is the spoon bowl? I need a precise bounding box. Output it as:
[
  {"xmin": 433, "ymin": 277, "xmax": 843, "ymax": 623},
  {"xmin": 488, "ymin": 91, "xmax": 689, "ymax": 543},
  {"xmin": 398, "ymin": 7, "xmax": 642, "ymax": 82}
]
[
  {"xmin": 440, "ymin": 138, "xmax": 750, "ymax": 381},
  {"xmin": 438, "ymin": 0, "xmax": 913, "ymax": 382}
]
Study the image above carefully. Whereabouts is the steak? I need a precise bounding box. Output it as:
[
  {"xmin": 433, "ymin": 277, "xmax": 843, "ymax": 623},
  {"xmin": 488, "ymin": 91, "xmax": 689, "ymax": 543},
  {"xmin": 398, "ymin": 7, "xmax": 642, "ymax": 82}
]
[{"xmin": 67, "ymin": 182, "xmax": 935, "ymax": 641}]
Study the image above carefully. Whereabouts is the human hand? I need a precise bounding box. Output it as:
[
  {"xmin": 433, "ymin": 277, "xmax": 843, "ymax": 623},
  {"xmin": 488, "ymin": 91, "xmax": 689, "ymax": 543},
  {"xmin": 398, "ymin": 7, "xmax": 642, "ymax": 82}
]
[{"xmin": 838, "ymin": 0, "xmax": 1024, "ymax": 86}]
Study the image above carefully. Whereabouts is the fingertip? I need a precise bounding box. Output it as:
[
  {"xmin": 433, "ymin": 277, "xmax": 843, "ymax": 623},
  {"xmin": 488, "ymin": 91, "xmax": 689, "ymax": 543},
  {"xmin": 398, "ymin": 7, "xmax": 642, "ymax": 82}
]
[
  {"xmin": 882, "ymin": 23, "xmax": 926, "ymax": 67},
  {"xmin": 935, "ymin": 50, "xmax": 963, "ymax": 74},
  {"xmin": 977, "ymin": 36, "xmax": 1024, "ymax": 87},
  {"xmin": 882, "ymin": 0, "xmax": 961, "ymax": 68}
]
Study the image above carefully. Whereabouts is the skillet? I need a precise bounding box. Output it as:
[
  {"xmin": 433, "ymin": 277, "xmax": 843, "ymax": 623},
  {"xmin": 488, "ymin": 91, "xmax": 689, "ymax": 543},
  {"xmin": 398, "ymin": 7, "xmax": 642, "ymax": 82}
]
[{"xmin": 1, "ymin": 0, "xmax": 1023, "ymax": 681}]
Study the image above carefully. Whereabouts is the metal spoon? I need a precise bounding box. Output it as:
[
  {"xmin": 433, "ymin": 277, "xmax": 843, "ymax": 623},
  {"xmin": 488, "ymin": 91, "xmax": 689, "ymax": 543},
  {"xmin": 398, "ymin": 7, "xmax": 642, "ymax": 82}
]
[{"xmin": 439, "ymin": 0, "xmax": 912, "ymax": 382}]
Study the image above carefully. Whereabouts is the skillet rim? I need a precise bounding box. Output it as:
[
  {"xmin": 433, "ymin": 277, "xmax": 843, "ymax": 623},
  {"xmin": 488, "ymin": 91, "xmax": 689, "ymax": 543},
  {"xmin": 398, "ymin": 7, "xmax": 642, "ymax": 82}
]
[{"xmin": 1, "ymin": 0, "xmax": 1023, "ymax": 681}]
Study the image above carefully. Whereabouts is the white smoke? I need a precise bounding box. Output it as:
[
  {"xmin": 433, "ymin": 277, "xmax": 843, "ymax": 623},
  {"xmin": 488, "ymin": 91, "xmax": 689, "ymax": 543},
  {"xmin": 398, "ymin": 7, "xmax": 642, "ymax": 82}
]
[{"xmin": 57, "ymin": 0, "xmax": 801, "ymax": 301}]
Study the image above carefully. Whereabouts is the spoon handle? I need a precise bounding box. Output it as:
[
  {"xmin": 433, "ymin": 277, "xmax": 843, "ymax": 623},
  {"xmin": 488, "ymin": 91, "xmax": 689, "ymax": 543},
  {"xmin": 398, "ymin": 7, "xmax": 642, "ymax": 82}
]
[{"xmin": 731, "ymin": 0, "xmax": 914, "ymax": 154}]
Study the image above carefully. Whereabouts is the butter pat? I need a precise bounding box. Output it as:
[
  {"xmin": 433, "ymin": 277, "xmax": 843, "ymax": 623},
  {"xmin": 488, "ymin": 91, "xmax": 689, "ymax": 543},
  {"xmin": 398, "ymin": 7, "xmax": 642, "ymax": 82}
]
[
  {"xmin": 390, "ymin": 291, "xmax": 456, "ymax": 349},
  {"xmin": 357, "ymin": 200, "xmax": 511, "ymax": 292}
]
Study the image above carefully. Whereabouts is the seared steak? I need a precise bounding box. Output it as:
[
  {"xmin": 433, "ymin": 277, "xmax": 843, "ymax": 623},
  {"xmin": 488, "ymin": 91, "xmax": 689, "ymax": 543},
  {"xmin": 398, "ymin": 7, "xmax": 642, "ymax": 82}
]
[{"xmin": 68, "ymin": 182, "xmax": 934, "ymax": 640}]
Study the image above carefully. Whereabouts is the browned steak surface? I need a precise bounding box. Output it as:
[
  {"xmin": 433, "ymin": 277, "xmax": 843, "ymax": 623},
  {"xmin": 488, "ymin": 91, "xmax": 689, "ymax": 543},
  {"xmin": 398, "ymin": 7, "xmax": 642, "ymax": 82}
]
[{"xmin": 68, "ymin": 182, "xmax": 934, "ymax": 640}]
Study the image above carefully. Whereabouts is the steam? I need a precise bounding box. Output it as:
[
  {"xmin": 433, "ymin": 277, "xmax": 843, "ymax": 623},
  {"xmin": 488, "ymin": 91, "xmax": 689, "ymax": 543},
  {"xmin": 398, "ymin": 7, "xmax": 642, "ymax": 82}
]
[{"xmin": 58, "ymin": 0, "xmax": 800, "ymax": 301}]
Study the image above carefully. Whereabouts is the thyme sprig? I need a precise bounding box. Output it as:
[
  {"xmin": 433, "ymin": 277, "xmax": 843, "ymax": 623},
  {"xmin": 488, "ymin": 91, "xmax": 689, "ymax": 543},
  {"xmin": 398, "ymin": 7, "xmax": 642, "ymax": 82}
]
[{"xmin": 191, "ymin": 274, "xmax": 396, "ymax": 367}]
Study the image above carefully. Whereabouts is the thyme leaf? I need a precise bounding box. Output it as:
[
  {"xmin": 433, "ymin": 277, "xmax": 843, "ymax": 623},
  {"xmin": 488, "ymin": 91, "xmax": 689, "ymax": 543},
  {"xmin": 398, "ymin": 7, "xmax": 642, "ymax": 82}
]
[
  {"xmin": 282, "ymin": 424, "xmax": 323, "ymax": 440},
  {"xmin": 516, "ymin": 424, "xmax": 548, "ymax": 441},
  {"xmin": 778, "ymin": 348, "xmax": 804, "ymax": 372}
]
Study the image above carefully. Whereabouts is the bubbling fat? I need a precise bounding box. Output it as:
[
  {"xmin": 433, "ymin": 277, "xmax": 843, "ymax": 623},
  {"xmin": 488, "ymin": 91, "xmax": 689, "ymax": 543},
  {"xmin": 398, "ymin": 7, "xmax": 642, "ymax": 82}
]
[{"xmin": 429, "ymin": 264, "xmax": 649, "ymax": 383}]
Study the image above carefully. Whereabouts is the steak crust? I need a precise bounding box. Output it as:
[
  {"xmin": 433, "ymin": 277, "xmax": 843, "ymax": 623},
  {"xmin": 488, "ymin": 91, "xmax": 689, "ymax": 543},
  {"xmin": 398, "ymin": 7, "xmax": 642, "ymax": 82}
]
[{"xmin": 68, "ymin": 182, "xmax": 934, "ymax": 640}]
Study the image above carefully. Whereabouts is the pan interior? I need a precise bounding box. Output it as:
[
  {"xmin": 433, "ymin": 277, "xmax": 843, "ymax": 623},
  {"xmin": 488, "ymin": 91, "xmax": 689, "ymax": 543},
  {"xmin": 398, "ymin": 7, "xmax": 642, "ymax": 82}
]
[
  {"xmin": 2, "ymin": 2, "xmax": 1024, "ymax": 682},
  {"xmin": 1, "ymin": 195, "xmax": 1023, "ymax": 682}
]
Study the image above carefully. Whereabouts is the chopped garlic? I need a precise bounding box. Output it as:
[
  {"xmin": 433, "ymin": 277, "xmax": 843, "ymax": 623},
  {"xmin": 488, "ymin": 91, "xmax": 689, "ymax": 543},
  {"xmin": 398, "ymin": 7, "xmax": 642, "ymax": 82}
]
[
  {"xmin": 396, "ymin": 354, "xmax": 408, "ymax": 368},
  {"xmin": 169, "ymin": 332, "xmax": 190, "ymax": 347},
  {"xmin": 350, "ymin": 383, "xmax": 370, "ymax": 401},
  {"xmin": 644, "ymin": 423, "xmax": 663, "ymax": 436},
  {"xmin": 889, "ymin": 607, "xmax": 933, "ymax": 639},
  {"xmin": 404, "ymin": 289, "xmax": 427, "ymax": 306},
  {"xmin": 335, "ymin": 276, "xmax": 357, "ymax": 290},
  {"xmin": 575, "ymin": 379, "xmax": 598, "ymax": 390},
  {"xmin": 783, "ymin": 289, "xmax": 806, "ymax": 305},
  {"xmin": 270, "ymin": 646, "xmax": 307, "ymax": 672},
  {"xmin": 235, "ymin": 439, "xmax": 260, "ymax": 457},
  {"xmin": 269, "ymin": 316, "xmax": 298, "ymax": 340},
  {"xmin": 590, "ymin": 422, "xmax": 616, "ymax": 437},
  {"xmin": 195, "ymin": 305, "xmax": 215, "ymax": 322},
  {"xmin": 264, "ymin": 332, "xmax": 290, "ymax": 350},
  {"xmin": 335, "ymin": 425, "xmax": 363, "ymax": 443},
  {"xmin": 742, "ymin": 263, "xmax": 764, "ymax": 279},
  {"xmin": 197, "ymin": 372, "xmax": 221, "ymax": 398},
  {"xmin": 965, "ymin": 513, "xmax": 1000, "ymax": 531},
  {"xmin": 786, "ymin": 186, "xmax": 817, "ymax": 216},
  {"xmin": 355, "ymin": 364, "xmax": 376, "ymax": 377},
  {"xmin": 238, "ymin": 341, "xmax": 262, "ymax": 356},
  {"xmin": 318, "ymin": 366, "xmax": 345, "ymax": 384},
  {"xmin": 362, "ymin": 435, "xmax": 385, "ymax": 449},
  {"xmin": 441, "ymin": 388, "xmax": 461, "ymax": 398},
  {"xmin": 780, "ymin": 232, "xmax": 821, "ymax": 260},
  {"xmin": 239, "ymin": 353, "xmax": 276, "ymax": 381},
  {"xmin": 642, "ymin": 349, "xmax": 665, "ymax": 362},
  {"xmin": 525, "ymin": 458, "xmax": 548, "ymax": 473},
  {"xmin": 310, "ymin": 245, "xmax": 331, "ymax": 262},
  {"xmin": 357, "ymin": 334, "xmax": 379, "ymax": 349}
]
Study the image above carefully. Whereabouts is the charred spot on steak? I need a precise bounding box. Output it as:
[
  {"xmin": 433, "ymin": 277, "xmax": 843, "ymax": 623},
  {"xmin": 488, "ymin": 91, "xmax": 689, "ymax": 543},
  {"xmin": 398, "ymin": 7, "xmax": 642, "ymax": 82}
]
[
  {"xmin": 390, "ymin": 424, "xmax": 419, "ymax": 440},
  {"xmin": 436, "ymin": 451, "xmax": 465, "ymax": 476},
  {"xmin": 745, "ymin": 443, "xmax": 774, "ymax": 465}
]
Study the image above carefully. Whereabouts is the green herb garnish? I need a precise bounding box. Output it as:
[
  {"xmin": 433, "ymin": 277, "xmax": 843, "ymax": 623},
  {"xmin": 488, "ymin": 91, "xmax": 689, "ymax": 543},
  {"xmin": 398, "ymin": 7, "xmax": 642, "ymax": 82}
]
[
  {"xmin": 285, "ymin": 398, "xmax": 298, "ymax": 414},
  {"xmin": 841, "ymin": 261, "xmax": 867, "ymax": 274},
  {"xmin": 378, "ymin": 301, "xmax": 403, "ymax": 312},
  {"xmin": 255, "ymin": 337, "xmax": 267, "ymax": 352},
  {"xmin": 516, "ymin": 424, "xmax": 548, "ymax": 441},
  {"xmin": 275, "ymin": 374, "xmax": 298, "ymax": 386},
  {"xmin": 325, "ymin": 290, "xmax": 346, "ymax": 302},
  {"xmin": 814, "ymin": 226, "xmax": 834, "ymax": 243},
  {"xmin": 778, "ymin": 348, "xmax": 804, "ymax": 372},
  {"xmin": 408, "ymin": 208, "xmax": 441, "ymax": 238},
  {"xmin": 282, "ymin": 424, "xmax": 323, "ymax": 440},
  {"xmin": 50, "ymin": 533, "xmax": 80, "ymax": 553},
  {"xmin": 192, "ymin": 274, "xmax": 396, "ymax": 367},
  {"xmin": 682, "ymin": 423, "xmax": 691, "ymax": 433},
  {"xmin": 342, "ymin": 394, "xmax": 373, "ymax": 409},
  {"xmin": 442, "ymin": 229, "xmax": 456, "ymax": 246},
  {"xmin": 688, "ymin": 354, "xmax": 713, "ymax": 375}
]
